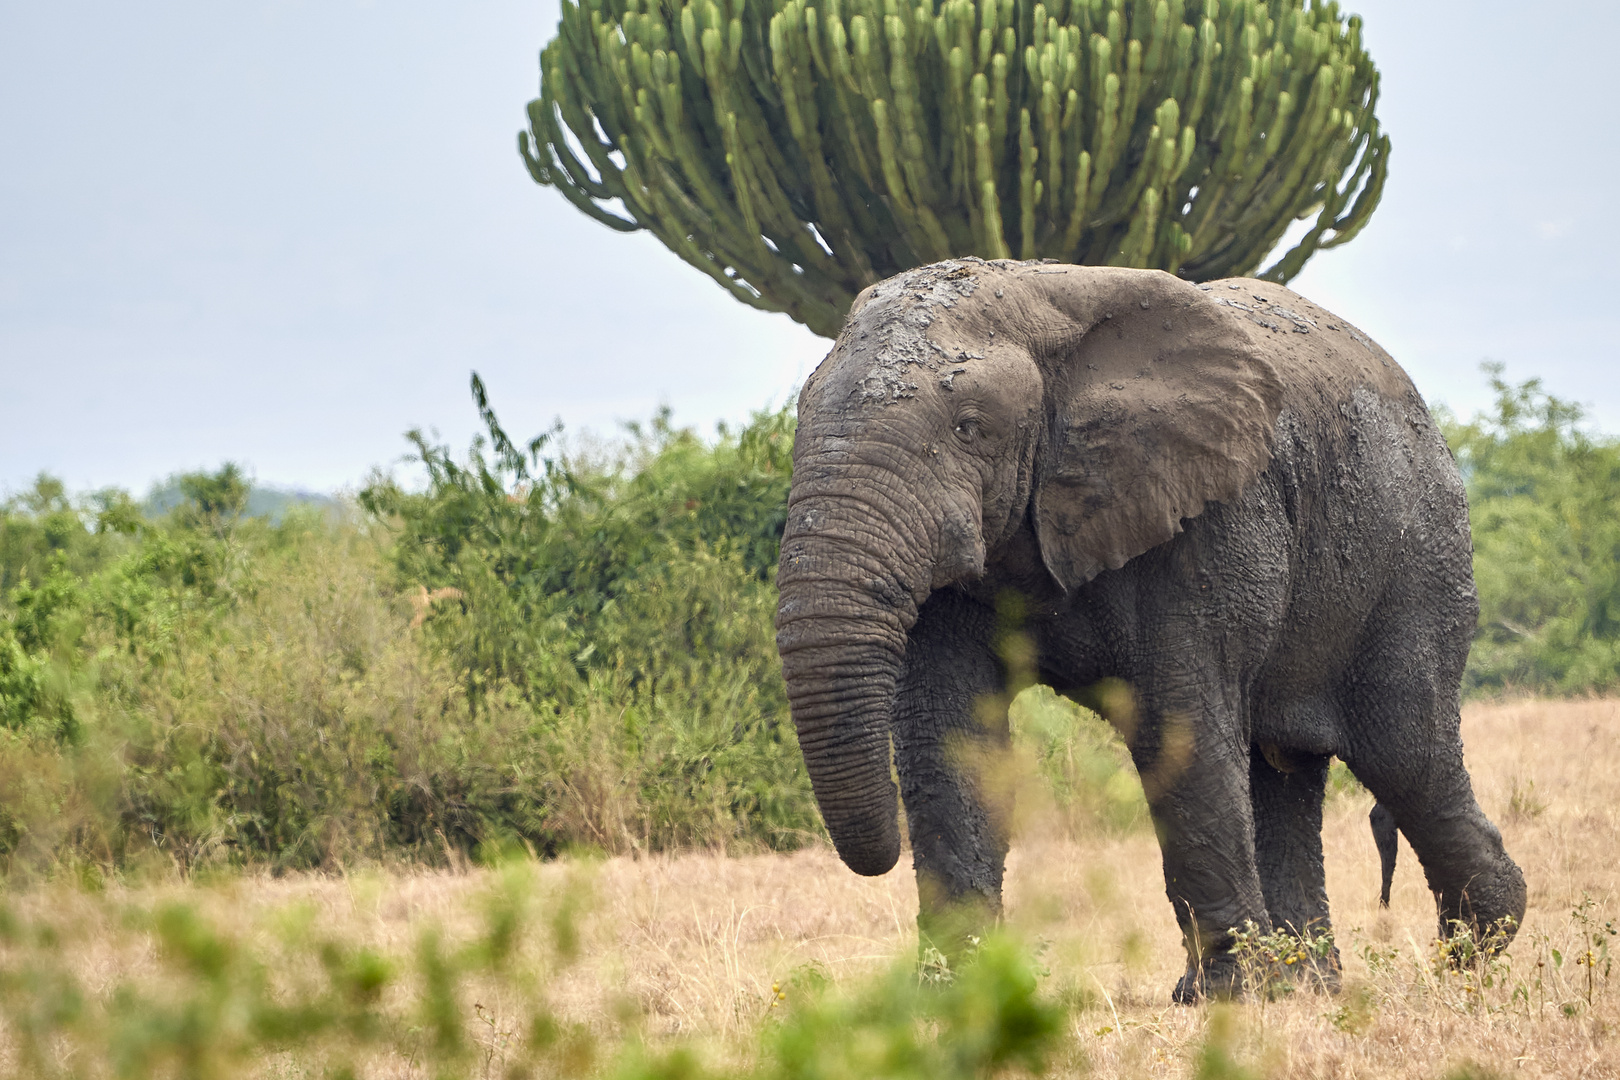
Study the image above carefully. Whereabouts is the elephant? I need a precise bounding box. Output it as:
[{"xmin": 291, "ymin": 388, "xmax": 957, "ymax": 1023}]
[{"xmin": 773, "ymin": 257, "xmax": 1526, "ymax": 1001}]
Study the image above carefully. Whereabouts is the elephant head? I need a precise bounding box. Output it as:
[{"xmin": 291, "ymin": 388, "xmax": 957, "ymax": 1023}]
[{"xmin": 775, "ymin": 259, "xmax": 1284, "ymax": 876}]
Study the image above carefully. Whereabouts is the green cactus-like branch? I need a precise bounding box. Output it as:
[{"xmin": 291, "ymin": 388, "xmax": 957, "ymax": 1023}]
[{"xmin": 521, "ymin": 0, "xmax": 1389, "ymax": 338}]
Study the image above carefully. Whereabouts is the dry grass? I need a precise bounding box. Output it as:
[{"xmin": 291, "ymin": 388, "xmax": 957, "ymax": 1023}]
[
  {"xmin": 1012, "ymin": 695, "xmax": 1620, "ymax": 1078},
  {"xmin": 3, "ymin": 698, "xmax": 1617, "ymax": 1078}
]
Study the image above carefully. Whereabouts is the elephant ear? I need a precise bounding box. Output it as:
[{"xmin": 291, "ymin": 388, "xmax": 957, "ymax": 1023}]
[{"xmin": 1027, "ymin": 269, "xmax": 1284, "ymax": 589}]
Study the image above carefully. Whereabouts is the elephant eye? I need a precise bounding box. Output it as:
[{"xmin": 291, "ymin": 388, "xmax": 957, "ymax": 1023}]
[{"xmin": 952, "ymin": 416, "xmax": 982, "ymax": 441}]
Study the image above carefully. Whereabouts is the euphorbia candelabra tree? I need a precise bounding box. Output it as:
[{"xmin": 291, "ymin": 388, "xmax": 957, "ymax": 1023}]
[{"xmin": 522, "ymin": 0, "xmax": 1388, "ymax": 338}]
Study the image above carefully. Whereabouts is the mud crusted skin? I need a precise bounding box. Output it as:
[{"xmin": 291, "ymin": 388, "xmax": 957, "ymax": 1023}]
[{"xmin": 775, "ymin": 259, "xmax": 1526, "ymax": 1002}]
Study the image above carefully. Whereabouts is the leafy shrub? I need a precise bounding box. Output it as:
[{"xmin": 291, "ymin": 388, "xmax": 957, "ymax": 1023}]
[
  {"xmin": 0, "ymin": 385, "xmax": 821, "ymax": 873},
  {"xmin": 357, "ymin": 376, "xmax": 794, "ymax": 708},
  {"xmin": 0, "ymin": 492, "xmax": 504, "ymax": 872},
  {"xmin": 358, "ymin": 376, "xmax": 818, "ymax": 858},
  {"xmin": 1442, "ymin": 366, "xmax": 1620, "ymax": 695}
]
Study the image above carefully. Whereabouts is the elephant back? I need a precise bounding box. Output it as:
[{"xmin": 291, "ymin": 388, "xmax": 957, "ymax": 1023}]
[{"xmin": 1195, "ymin": 278, "xmax": 1421, "ymax": 417}]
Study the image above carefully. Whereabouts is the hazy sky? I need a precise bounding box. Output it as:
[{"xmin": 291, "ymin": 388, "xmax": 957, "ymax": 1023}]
[{"xmin": 2, "ymin": 1, "xmax": 1615, "ymax": 495}]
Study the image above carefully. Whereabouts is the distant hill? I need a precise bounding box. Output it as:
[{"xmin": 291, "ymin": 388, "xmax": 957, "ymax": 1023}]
[{"xmin": 142, "ymin": 477, "xmax": 343, "ymax": 522}]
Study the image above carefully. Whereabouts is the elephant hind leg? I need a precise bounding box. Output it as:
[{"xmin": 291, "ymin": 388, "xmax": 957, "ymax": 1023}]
[
  {"xmin": 1250, "ymin": 746, "xmax": 1331, "ymax": 934},
  {"xmin": 1338, "ymin": 641, "xmax": 1526, "ymax": 945},
  {"xmin": 1354, "ymin": 766, "xmax": 1524, "ymax": 945},
  {"xmin": 1249, "ymin": 746, "xmax": 1341, "ymax": 990}
]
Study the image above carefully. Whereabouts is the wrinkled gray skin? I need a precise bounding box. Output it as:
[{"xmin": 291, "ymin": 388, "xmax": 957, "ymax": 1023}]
[{"xmin": 775, "ymin": 258, "xmax": 1526, "ymax": 1002}]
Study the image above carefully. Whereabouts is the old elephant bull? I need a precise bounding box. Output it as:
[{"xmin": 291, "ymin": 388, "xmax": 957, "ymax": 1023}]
[{"xmin": 773, "ymin": 258, "xmax": 1525, "ymax": 1002}]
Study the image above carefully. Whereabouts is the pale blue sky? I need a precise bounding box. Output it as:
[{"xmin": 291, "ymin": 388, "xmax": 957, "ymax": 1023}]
[{"xmin": 2, "ymin": 1, "xmax": 1615, "ymax": 494}]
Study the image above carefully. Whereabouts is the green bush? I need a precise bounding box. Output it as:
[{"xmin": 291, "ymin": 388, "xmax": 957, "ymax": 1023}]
[
  {"xmin": 357, "ymin": 377, "xmax": 794, "ymax": 707},
  {"xmin": 0, "ymin": 385, "xmax": 822, "ymax": 874},
  {"xmin": 358, "ymin": 376, "xmax": 818, "ymax": 857},
  {"xmin": 1442, "ymin": 366, "xmax": 1620, "ymax": 695},
  {"xmin": 0, "ymin": 487, "xmax": 502, "ymax": 872}
]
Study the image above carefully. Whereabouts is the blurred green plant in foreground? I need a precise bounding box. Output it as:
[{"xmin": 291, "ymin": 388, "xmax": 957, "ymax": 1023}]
[
  {"xmin": 0, "ymin": 860, "xmax": 1068, "ymax": 1080},
  {"xmin": 1011, "ymin": 685, "xmax": 1147, "ymax": 833},
  {"xmin": 2, "ymin": 856, "xmax": 1615, "ymax": 1079}
]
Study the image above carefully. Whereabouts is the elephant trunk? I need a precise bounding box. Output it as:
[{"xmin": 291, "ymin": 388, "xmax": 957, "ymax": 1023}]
[{"xmin": 775, "ymin": 484, "xmax": 933, "ymax": 877}]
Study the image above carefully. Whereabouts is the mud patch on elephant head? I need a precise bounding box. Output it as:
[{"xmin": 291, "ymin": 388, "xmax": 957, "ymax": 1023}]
[{"xmin": 838, "ymin": 260, "xmax": 987, "ymax": 405}]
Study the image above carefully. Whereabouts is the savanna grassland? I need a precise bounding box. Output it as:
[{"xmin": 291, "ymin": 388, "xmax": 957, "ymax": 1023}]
[
  {"xmin": 1, "ymin": 698, "xmax": 1616, "ymax": 1079},
  {"xmin": 2, "ymin": 371, "xmax": 1618, "ymax": 1078}
]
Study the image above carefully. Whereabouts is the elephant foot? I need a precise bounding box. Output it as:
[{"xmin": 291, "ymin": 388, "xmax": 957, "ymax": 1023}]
[
  {"xmin": 1436, "ymin": 854, "xmax": 1527, "ymax": 956},
  {"xmin": 1172, "ymin": 946, "xmax": 1342, "ymax": 1003},
  {"xmin": 1171, "ymin": 954, "xmax": 1243, "ymax": 1004}
]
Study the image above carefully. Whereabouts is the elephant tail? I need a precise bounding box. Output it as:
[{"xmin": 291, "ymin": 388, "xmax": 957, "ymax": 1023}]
[{"xmin": 1370, "ymin": 802, "xmax": 1399, "ymax": 907}]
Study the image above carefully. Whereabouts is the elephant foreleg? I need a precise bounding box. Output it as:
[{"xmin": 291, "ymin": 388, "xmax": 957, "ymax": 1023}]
[
  {"xmin": 892, "ymin": 592, "xmax": 1011, "ymax": 962},
  {"xmin": 1127, "ymin": 687, "xmax": 1271, "ymax": 1003}
]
